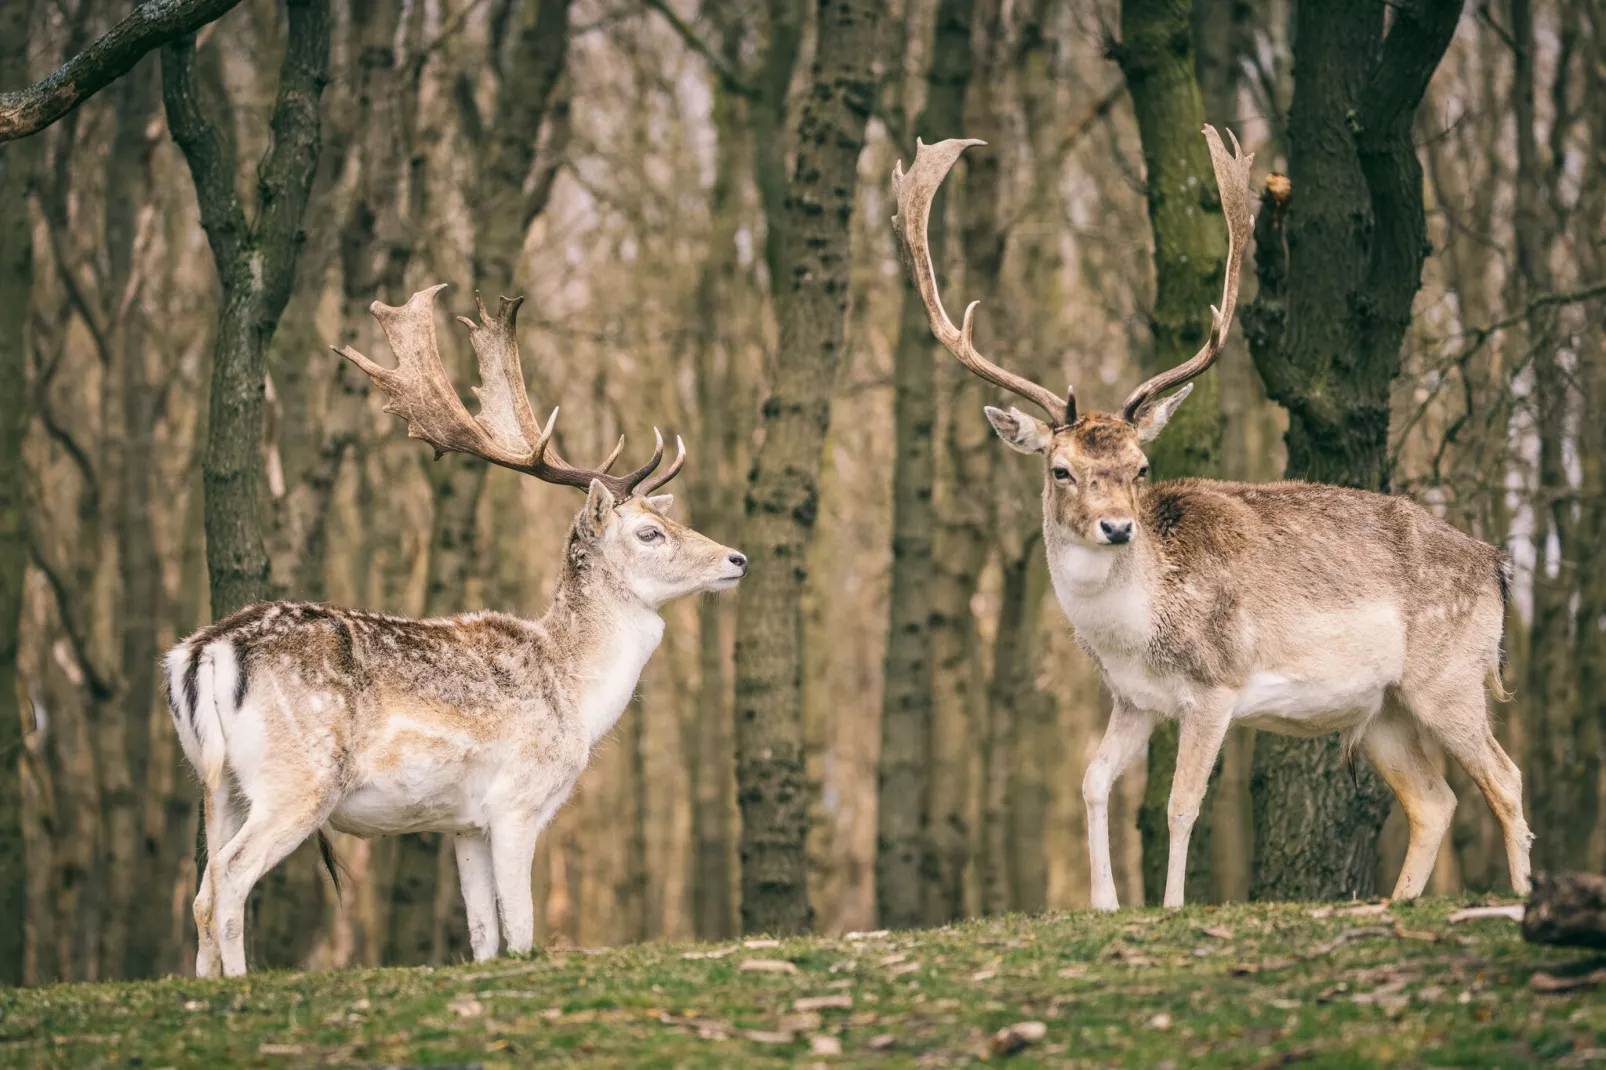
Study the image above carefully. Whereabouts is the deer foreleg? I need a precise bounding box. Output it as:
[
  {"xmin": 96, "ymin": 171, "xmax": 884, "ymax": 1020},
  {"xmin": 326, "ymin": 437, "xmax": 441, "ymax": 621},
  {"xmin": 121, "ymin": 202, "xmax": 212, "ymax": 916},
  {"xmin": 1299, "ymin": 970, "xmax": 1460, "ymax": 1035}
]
[
  {"xmin": 1082, "ymin": 701, "xmax": 1156, "ymax": 911},
  {"xmin": 1163, "ymin": 694, "xmax": 1233, "ymax": 909},
  {"xmin": 455, "ymin": 833, "xmax": 500, "ymax": 962}
]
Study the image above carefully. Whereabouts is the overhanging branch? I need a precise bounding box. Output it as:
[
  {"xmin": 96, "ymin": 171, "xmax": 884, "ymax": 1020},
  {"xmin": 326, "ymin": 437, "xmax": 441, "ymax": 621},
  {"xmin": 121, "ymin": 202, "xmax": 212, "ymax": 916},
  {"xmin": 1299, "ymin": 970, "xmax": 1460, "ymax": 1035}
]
[{"xmin": 0, "ymin": 0, "xmax": 246, "ymax": 142}]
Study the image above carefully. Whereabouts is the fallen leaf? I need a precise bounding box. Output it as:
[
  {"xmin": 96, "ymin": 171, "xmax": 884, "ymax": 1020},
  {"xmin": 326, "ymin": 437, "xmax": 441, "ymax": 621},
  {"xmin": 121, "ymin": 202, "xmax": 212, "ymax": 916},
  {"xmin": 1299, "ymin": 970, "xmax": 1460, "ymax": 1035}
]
[
  {"xmin": 867, "ymin": 1034, "xmax": 896, "ymax": 1050},
  {"xmin": 779, "ymin": 1011, "xmax": 823, "ymax": 1033},
  {"xmin": 448, "ymin": 996, "xmax": 485, "ymax": 1018},
  {"xmin": 990, "ymin": 1020, "xmax": 1048, "ymax": 1056},
  {"xmin": 810, "ymin": 1034, "xmax": 843, "ymax": 1055},
  {"xmin": 744, "ymin": 938, "xmax": 781, "ymax": 949},
  {"xmin": 888, "ymin": 962, "xmax": 921, "ymax": 977},
  {"xmin": 844, "ymin": 930, "xmax": 890, "ymax": 941},
  {"xmin": 1198, "ymin": 925, "xmax": 1234, "ymax": 940},
  {"xmin": 1306, "ymin": 906, "xmax": 1335, "ymax": 919},
  {"xmin": 1448, "ymin": 904, "xmax": 1524, "ymax": 924},
  {"xmin": 1147, "ymin": 1013, "xmax": 1173, "ymax": 1030},
  {"xmin": 1269, "ymin": 999, "xmax": 1302, "ymax": 1011},
  {"xmin": 878, "ymin": 952, "xmax": 908, "ymax": 966},
  {"xmin": 1392, "ymin": 925, "xmax": 1439, "ymax": 942},
  {"xmin": 682, "ymin": 946, "xmax": 738, "ymax": 960},
  {"xmin": 969, "ymin": 968, "xmax": 998, "ymax": 982},
  {"xmin": 1057, "ymin": 965, "xmax": 1088, "ymax": 979},
  {"xmin": 794, "ymin": 995, "xmax": 854, "ymax": 1012},
  {"xmin": 1230, "ymin": 958, "xmax": 1295, "ymax": 975},
  {"xmin": 182, "ymin": 1001, "xmax": 206, "ymax": 1012},
  {"xmin": 740, "ymin": 958, "xmax": 799, "ymax": 974},
  {"xmin": 745, "ymin": 1029, "xmax": 796, "ymax": 1044},
  {"xmin": 258, "ymin": 1044, "xmax": 304, "ymax": 1055},
  {"xmin": 1309, "ymin": 926, "xmax": 1392, "ymax": 957}
]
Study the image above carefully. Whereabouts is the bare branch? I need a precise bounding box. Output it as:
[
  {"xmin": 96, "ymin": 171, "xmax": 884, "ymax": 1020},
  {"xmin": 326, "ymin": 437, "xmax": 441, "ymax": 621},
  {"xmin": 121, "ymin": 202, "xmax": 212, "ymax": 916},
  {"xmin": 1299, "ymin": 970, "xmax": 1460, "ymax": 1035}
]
[
  {"xmin": 0, "ymin": 0, "xmax": 246, "ymax": 142},
  {"xmin": 641, "ymin": 0, "xmax": 752, "ymax": 98}
]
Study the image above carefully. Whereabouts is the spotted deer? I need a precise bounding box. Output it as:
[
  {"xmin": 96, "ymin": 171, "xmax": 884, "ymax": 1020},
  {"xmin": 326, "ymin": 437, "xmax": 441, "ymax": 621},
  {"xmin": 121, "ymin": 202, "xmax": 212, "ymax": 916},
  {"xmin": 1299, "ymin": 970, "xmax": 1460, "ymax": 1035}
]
[
  {"xmin": 892, "ymin": 127, "xmax": 1531, "ymax": 909},
  {"xmin": 164, "ymin": 285, "xmax": 747, "ymax": 976}
]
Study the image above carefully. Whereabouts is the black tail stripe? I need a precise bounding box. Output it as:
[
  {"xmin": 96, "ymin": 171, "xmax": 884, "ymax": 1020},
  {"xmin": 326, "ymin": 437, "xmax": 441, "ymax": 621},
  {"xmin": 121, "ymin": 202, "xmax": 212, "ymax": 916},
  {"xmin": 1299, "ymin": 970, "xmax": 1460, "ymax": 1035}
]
[
  {"xmin": 232, "ymin": 639, "xmax": 249, "ymax": 709},
  {"xmin": 183, "ymin": 645, "xmax": 203, "ymax": 730}
]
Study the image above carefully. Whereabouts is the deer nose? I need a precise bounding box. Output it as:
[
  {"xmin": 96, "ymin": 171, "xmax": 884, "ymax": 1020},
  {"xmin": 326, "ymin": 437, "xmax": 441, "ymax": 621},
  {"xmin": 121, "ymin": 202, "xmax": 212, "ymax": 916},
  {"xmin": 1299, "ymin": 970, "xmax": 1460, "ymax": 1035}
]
[
  {"xmin": 728, "ymin": 552, "xmax": 748, "ymax": 572},
  {"xmin": 1098, "ymin": 519, "xmax": 1134, "ymax": 545}
]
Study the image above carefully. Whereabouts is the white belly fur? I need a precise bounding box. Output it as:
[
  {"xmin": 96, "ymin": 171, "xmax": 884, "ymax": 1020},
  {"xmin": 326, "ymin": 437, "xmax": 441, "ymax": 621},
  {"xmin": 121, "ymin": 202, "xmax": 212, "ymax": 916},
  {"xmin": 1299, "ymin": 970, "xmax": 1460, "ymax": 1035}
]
[{"xmin": 1053, "ymin": 540, "xmax": 1408, "ymax": 734}]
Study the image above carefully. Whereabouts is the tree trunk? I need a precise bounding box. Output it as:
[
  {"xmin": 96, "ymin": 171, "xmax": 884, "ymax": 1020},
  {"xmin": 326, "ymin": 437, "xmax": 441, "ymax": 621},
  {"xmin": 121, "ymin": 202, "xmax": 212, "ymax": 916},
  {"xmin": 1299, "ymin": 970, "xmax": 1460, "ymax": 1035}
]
[
  {"xmin": 0, "ymin": 0, "xmax": 37, "ymax": 988},
  {"xmin": 162, "ymin": 0, "xmax": 332, "ymax": 620},
  {"xmin": 877, "ymin": 0, "xmax": 974, "ymax": 933},
  {"xmin": 1117, "ymin": 0, "xmax": 1228, "ymax": 906},
  {"xmin": 925, "ymin": 0, "xmax": 1004, "ymax": 926},
  {"xmin": 1243, "ymin": 0, "xmax": 1460, "ymax": 901},
  {"xmin": 734, "ymin": 0, "xmax": 882, "ymax": 935}
]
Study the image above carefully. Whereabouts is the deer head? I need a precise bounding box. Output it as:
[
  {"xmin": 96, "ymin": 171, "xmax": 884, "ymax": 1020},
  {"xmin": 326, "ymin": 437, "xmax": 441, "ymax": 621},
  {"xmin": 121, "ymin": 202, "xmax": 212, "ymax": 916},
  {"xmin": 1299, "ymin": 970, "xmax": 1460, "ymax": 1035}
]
[
  {"xmin": 336, "ymin": 286, "xmax": 747, "ymax": 606},
  {"xmin": 892, "ymin": 126, "xmax": 1255, "ymax": 547}
]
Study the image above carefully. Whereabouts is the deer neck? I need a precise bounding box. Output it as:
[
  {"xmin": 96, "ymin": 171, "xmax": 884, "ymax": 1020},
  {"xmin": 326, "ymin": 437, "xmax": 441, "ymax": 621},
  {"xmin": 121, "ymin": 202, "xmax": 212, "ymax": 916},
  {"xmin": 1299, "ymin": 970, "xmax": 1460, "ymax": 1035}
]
[
  {"xmin": 542, "ymin": 564, "xmax": 665, "ymax": 747},
  {"xmin": 1043, "ymin": 520, "xmax": 1157, "ymax": 656}
]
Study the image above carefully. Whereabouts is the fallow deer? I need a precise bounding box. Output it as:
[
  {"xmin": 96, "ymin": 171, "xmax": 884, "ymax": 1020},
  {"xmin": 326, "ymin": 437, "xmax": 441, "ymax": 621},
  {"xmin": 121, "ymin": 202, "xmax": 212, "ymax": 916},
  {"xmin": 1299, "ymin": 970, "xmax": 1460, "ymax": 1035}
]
[
  {"xmin": 892, "ymin": 127, "xmax": 1531, "ymax": 909},
  {"xmin": 164, "ymin": 285, "xmax": 747, "ymax": 976}
]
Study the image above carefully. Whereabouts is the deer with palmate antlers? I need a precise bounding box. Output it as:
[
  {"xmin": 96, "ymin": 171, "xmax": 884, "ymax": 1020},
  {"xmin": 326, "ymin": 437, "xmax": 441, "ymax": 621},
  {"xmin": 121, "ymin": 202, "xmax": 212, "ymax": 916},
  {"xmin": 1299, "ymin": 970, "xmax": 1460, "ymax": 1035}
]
[
  {"xmin": 892, "ymin": 126, "xmax": 1531, "ymax": 910},
  {"xmin": 163, "ymin": 285, "xmax": 747, "ymax": 976}
]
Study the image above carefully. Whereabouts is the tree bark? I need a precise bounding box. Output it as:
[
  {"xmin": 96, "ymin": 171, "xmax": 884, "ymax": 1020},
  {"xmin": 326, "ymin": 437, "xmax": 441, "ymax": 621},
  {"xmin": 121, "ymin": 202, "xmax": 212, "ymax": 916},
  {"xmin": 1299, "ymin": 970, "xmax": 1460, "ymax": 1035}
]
[
  {"xmin": 1243, "ymin": 0, "xmax": 1460, "ymax": 901},
  {"xmin": 162, "ymin": 0, "xmax": 332, "ymax": 620},
  {"xmin": 0, "ymin": 0, "xmax": 246, "ymax": 143},
  {"xmin": 734, "ymin": 0, "xmax": 882, "ymax": 935},
  {"xmin": 0, "ymin": 0, "xmax": 37, "ymax": 988},
  {"xmin": 877, "ymin": 0, "xmax": 974, "ymax": 932},
  {"xmin": 1117, "ymin": 0, "xmax": 1228, "ymax": 906}
]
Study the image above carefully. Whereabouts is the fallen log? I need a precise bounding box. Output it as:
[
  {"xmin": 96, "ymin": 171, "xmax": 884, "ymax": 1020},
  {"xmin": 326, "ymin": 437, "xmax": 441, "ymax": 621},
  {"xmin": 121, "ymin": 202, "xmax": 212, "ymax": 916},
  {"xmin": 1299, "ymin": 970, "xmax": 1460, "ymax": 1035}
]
[{"xmin": 1522, "ymin": 872, "xmax": 1606, "ymax": 950}]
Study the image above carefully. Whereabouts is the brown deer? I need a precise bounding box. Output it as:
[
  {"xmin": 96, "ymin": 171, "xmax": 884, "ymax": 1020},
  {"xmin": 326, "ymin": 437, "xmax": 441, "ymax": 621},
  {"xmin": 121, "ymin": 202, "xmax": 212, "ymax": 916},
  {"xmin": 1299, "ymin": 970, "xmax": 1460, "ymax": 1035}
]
[
  {"xmin": 892, "ymin": 127, "xmax": 1531, "ymax": 909},
  {"xmin": 164, "ymin": 285, "xmax": 747, "ymax": 976}
]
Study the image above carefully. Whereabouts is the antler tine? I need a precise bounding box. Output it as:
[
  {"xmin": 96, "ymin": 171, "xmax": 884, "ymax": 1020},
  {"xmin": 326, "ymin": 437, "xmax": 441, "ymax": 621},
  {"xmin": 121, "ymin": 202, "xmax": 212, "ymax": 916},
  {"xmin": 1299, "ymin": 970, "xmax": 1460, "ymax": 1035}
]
[
  {"xmin": 636, "ymin": 434, "xmax": 687, "ymax": 496},
  {"xmin": 893, "ymin": 138, "xmax": 1072, "ymax": 425},
  {"xmin": 597, "ymin": 434, "xmax": 627, "ymax": 473},
  {"xmin": 1121, "ymin": 125, "xmax": 1256, "ymax": 422}
]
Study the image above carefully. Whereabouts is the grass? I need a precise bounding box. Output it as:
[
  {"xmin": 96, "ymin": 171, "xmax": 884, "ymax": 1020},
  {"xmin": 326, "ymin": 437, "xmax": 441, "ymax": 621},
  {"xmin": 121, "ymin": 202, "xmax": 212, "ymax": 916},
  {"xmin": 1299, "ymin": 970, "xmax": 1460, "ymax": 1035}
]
[{"xmin": 3, "ymin": 897, "xmax": 1603, "ymax": 1068}]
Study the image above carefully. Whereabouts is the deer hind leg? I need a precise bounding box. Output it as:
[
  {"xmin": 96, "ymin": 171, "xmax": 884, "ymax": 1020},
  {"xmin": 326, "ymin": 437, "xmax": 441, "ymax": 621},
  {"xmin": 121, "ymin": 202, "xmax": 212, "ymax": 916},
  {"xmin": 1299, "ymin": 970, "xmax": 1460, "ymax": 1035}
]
[
  {"xmin": 1427, "ymin": 694, "xmax": 1531, "ymax": 895},
  {"xmin": 1082, "ymin": 702, "xmax": 1156, "ymax": 911},
  {"xmin": 194, "ymin": 783, "xmax": 247, "ymax": 979},
  {"xmin": 1362, "ymin": 703, "xmax": 1456, "ymax": 901},
  {"xmin": 455, "ymin": 833, "xmax": 500, "ymax": 962},
  {"xmin": 208, "ymin": 791, "xmax": 334, "ymax": 977},
  {"xmin": 1162, "ymin": 692, "xmax": 1234, "ymax": 909}
]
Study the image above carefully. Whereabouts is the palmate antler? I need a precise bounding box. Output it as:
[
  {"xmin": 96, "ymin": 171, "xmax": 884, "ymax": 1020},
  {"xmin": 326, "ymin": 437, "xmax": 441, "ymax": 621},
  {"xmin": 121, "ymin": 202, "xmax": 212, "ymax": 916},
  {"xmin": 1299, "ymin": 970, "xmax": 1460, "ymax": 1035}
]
[
  {"xmin": 334, "ymin": 284, "xmax": 684, "ymax": 497},
  {"xmin": 892, "ymin": 125, "xmax": 1255, "ymax": 428}
]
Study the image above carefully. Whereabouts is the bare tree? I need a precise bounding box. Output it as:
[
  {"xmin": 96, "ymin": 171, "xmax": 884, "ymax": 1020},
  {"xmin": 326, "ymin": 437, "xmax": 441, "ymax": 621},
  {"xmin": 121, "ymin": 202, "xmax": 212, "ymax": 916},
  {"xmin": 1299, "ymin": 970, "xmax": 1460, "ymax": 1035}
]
[
  {"xmin": 1116, "ymin": 0, "xmax": 1229, "ymax": 906},
  {"xmin": 1242, "ymin": 0, "xmax": 1461, "ymax": 900},
  {"xmin": 878, "ymin": 0, "xmax": 975, "ymax": 932},
  {"xmin": 735, "ymin": 0, "xmax": 885, "ymax": 935},
  {"xmin": 0, "ymin": 0, "xmax": 38, "ymax": 987},
  {"xmin": 161, "ymin": 0, "xmax": 332, "ymax": 619}
]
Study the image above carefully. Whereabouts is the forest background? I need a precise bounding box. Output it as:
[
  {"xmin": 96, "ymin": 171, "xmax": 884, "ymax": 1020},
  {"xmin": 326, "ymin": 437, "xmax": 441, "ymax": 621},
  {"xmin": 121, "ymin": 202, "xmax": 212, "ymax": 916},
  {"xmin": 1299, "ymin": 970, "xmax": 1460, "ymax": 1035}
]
[{"xmin": 0, "ymin": 0, "xmax": 1602, "ymax": 985}]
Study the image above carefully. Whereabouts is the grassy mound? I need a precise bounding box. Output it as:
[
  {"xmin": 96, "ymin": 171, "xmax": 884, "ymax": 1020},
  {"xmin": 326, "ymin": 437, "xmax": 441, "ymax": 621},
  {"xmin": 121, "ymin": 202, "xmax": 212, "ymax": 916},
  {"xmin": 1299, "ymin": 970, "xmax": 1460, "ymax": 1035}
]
[{"xmin": 3, "ymin": 897, "xmax": 1602, "ymax": 1067}]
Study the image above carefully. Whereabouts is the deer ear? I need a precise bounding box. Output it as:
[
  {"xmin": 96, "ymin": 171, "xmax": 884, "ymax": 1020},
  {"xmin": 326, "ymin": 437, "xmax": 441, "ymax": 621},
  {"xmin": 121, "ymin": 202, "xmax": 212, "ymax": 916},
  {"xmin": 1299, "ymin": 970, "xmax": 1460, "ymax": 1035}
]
[
  {"xmin": 644, "ymin": 494, "xmax": 674, "ymax": 516},
  {"xmin": 585, "ymin": 479, "xmax": 616, "ymax": 535},
  {"xmin": 985, "ymin": 406, "xmax": 1053, "ymax": 454},
  {"xmin": 1131, "ymin": 382, "xmax": 1194, "ymax": 443}
]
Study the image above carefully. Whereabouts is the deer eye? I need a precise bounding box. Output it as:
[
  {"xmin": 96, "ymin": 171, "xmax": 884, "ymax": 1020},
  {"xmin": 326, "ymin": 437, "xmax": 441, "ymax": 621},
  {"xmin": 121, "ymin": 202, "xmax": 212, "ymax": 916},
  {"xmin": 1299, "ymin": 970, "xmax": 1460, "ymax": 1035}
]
[
  {"xmin": 1051, "ymin": 465, "xmax": 1074, "ymax": 484},
  {"xmin": 1137, "ymin": 465, "xmax": 1149, "ymax": 479},
  {"xmin": 637, "ymin": 527, "xmax": 663, "ymax": 543}
]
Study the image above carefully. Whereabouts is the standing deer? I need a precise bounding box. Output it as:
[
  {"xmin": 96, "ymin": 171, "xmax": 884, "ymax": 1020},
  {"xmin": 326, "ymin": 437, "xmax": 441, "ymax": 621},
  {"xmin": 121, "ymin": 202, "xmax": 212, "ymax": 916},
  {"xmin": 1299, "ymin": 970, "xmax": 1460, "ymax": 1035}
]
[
  {"xmin": 164, "ymin": 285, "xmax": 747, "ymax": 976},
  {"xmin": 892, "ymin": 127, "xmax": 1531, "ymax": 909}
]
